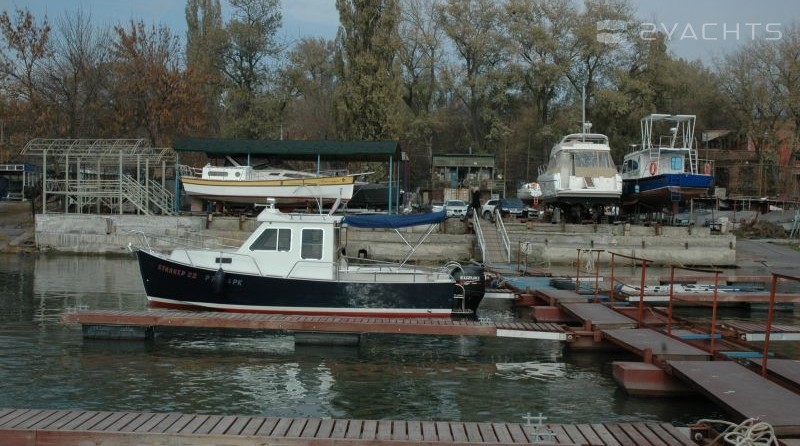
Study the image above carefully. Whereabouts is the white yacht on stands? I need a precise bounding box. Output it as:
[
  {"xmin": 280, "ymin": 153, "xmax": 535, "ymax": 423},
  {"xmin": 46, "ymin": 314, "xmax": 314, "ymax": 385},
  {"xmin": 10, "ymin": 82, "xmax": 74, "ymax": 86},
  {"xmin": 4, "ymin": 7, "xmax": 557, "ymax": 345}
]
[{"xmin": 536, "ymin": 122, "xmax": 622, "ymax": 222}]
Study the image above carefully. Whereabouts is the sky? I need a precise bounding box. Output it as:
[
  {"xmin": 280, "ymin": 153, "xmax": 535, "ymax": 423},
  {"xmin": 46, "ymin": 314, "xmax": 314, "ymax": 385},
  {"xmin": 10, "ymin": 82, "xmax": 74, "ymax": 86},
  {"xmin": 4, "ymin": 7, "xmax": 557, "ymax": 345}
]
[{"xmin": 0, "ymin": 0, "xmax": 797, "ymax": 62}]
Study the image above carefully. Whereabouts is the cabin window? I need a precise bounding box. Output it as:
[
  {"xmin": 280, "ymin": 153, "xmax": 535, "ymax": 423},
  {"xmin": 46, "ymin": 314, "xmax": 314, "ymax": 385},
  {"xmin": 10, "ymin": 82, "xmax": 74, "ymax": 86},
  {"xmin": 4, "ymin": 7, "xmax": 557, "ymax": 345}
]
[
  {"xmin": 301, "ymin": 229, "xmax": 323, "ymax": 260},
  {"xmin": 671, "ymin": 156, "xmax": 683, "ymax": 171},
  {"xmin": 249, "ymin": 228, "xmax": 291, "ymax": 252},
  {"xmin": 208, "ymin": 171, "xmax": 228, "ymax": 177}
]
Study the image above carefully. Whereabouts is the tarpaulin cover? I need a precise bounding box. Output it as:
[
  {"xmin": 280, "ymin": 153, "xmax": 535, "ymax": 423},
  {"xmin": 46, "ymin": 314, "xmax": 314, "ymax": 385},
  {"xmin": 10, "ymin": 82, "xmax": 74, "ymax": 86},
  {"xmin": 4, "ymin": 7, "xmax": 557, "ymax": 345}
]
[{"xmin": 342, "ymin": 210, "xmax": 447, "ymax": 229}]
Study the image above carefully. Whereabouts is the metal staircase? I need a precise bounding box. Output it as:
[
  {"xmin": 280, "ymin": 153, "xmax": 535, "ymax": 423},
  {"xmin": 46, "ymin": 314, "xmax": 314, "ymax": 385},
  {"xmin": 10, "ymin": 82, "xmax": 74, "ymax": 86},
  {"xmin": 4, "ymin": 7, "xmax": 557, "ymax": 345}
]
[{"xmin": 475, "ymin": 211, "xmax": 511, "ymax": 265}]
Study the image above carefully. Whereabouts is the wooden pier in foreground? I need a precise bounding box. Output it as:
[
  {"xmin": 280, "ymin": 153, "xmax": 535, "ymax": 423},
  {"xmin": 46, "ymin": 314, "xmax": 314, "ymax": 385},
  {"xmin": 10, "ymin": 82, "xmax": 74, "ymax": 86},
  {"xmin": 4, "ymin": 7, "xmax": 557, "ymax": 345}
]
[
  {"xmin": 60, "ymin": 309, "xmax": 568, "ymax": 341},
  {"xmin": 0, "ymin": 408, "xmax": 699, "ymax": 446}
]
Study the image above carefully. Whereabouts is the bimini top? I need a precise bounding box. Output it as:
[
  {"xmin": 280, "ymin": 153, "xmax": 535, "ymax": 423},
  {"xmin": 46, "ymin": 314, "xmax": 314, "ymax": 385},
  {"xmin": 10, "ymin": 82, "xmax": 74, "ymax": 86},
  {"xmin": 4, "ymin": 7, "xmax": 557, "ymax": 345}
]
[{"xmin": 343, "ymin": 210, "xmax": 447, "ymax": 229}]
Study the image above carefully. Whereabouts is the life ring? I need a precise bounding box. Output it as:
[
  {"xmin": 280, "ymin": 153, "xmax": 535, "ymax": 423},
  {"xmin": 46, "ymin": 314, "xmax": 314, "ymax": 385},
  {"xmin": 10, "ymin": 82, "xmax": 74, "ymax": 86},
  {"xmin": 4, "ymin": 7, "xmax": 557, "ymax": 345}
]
[
  {"xmin": 648, "ymin": 162, "xmax": 657, "ymax": 176},
  {"xmin": 704, "ymin": 162, "xmax": 712, "ymax": 175}
]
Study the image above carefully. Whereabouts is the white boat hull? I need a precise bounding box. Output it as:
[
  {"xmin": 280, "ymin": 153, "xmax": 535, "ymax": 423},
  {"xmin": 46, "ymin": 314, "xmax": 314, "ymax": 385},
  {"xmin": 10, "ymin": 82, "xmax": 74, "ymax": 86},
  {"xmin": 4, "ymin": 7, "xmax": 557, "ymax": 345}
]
[{"xmin": 181, "ymin": 178, "xmax": 355, "ymax": 204}]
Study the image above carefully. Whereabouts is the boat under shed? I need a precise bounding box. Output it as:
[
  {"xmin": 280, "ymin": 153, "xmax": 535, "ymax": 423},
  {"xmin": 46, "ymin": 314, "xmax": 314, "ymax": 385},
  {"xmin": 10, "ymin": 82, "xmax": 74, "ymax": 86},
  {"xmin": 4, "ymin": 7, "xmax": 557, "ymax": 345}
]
[{"xmin": 173, "ymin": 139, "xmax": 407, "ymax": 213}]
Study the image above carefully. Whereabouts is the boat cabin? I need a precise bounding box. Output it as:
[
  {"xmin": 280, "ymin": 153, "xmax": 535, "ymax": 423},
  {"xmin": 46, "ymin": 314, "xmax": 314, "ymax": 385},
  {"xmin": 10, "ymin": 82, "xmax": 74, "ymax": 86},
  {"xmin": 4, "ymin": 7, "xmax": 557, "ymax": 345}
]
[
  {"xmin": 169, "ymin": 202, "xmax": 343, "ymax": 281},
  {"xmin": 543, "ymin": 134, "xmax": 617, "ymax": 178}
]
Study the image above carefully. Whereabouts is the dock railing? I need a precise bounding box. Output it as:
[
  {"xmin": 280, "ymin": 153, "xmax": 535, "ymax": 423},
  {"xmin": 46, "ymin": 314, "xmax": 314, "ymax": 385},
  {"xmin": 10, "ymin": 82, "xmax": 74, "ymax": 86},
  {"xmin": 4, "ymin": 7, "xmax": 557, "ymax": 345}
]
[
  {"xmin": 666, "ymin": 265, "xmax": 723, "ymax": 351},
  {"xmin": 607, "ymin": 251, "xmax": 654, "ymax": 327},
  {"xmin": 574, "ymin": 248, "xmax": 605, "ymax": 295},
  {"xmin": 494, "ymin": 209, "xmax": 511, "ymax": 263},
  {"xmin": 762, "ymin": 272, "xmax": 800, "ymax": 377},
  {"xmin": 473, "ymin": 212, "xmax": 486, "ymax": 263}
]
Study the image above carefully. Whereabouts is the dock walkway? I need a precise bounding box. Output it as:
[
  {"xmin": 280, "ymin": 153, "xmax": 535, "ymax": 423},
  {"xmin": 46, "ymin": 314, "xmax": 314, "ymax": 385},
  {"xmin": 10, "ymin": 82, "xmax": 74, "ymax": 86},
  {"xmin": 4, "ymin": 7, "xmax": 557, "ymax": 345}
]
[
  {"xmin": 0, "ymin": 408, "xmax": 698, "ymax": 446},
  {"xmin": 668, "ymin": 360, "xmax": 800, "ymax": 436},
  {"xmin": 602, "ymin": 329, "xmax": 711, "ymax": 361},
  {"xmin": 61, "ymin": 310, "xmax": 567, "ymax": 341}
]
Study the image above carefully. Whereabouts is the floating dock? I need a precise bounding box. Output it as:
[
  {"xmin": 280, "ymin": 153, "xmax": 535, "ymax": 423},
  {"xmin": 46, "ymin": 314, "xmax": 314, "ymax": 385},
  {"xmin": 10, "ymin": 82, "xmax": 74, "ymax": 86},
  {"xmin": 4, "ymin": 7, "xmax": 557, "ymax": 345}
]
[
  {"xmin": 0, "ymin": 408, "xmax": 699, "ymax": 446},
  {"xmin": 60, "ymin": 310, "xmax": 568, "ymax": 341}
]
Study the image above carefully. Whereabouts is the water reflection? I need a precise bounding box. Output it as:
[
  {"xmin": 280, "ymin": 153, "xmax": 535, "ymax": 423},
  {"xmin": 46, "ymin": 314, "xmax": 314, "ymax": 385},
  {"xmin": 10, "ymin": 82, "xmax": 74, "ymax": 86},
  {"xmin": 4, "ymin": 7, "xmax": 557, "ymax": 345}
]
[{"xmin": 1, "ymin": 253, "xmax": 787, "ymax": 424}]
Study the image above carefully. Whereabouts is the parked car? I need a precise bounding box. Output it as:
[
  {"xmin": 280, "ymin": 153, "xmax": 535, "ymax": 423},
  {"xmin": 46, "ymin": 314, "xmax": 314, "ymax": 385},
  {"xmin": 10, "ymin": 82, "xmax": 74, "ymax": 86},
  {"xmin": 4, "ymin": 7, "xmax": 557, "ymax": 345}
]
[
  {"xmin": 430, "ymin": 200, "xmax": 444, "ymax": 213},
  {"xmin": 444, "ymin": 199, "xmax": 469, "ymax": 218},
  {"xmin": 480, "ymin": 199, "xmax": 500, "ymax": 220},
  {"xmin": 498, "ymin": 198, "xmax": 525, "ymax": 218}
]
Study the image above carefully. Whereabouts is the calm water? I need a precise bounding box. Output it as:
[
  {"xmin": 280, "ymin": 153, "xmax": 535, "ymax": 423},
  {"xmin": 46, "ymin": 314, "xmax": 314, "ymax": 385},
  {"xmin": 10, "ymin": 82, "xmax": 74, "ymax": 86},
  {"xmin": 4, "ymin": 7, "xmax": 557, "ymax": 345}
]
[{"xmin": 1, "ymin": 253, "xmax": 796, "ymax": 426}]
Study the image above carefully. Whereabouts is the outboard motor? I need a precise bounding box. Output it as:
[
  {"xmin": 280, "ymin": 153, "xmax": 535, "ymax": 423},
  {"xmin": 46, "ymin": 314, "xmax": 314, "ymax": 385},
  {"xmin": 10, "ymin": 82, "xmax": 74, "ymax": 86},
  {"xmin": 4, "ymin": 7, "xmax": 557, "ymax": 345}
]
[{"xmin": 451, "ymin": 263, "xmax": 486, "ymax": 317}]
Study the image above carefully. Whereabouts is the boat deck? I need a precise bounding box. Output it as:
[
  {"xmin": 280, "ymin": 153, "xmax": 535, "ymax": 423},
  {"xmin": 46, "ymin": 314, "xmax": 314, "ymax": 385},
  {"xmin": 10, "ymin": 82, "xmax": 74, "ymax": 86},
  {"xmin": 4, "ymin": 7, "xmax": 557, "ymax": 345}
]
[
  {"xmin": 60, "ymin": 310, "xmax": 568, "ymax": 341},
  {"xmin": 0, "ymin": 408, "xmax": 698, "ymax": 445}
]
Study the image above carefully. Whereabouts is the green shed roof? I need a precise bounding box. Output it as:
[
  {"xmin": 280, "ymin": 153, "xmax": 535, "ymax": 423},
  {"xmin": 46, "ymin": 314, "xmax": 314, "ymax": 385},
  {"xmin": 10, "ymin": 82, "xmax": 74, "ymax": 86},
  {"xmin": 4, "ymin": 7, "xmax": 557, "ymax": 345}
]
[{"xmin": 173, "ymin": 138, "xmax": 401, "ymax": 161}]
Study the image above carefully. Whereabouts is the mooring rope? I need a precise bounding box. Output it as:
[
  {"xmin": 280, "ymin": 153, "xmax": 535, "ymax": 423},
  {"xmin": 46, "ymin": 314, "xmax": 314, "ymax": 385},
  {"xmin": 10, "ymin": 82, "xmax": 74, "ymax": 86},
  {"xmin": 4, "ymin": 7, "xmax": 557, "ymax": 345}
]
[{"xmin": 697, "ymin": 418, "xmax": 777, "ymax": 446}]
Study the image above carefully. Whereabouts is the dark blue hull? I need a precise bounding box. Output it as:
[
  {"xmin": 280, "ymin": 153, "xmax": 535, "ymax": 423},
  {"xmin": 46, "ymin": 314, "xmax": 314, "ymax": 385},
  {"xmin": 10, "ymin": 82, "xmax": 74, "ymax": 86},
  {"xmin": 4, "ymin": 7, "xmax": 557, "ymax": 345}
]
[
  {"xmin": 622, "ymin": 173, "xmax": 712, "ymax": 206},
  {"xmin": 135, "ymin": 250, "xmax": 476, "ymax": 317}
]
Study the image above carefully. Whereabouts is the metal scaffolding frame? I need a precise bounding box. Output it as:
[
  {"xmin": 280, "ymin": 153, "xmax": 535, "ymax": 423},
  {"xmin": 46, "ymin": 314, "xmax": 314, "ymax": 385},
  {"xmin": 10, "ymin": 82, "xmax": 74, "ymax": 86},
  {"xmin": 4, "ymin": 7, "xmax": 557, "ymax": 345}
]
[{"xmin": 21, "ymin": 138, "xmax": 179, "ymax": 215}]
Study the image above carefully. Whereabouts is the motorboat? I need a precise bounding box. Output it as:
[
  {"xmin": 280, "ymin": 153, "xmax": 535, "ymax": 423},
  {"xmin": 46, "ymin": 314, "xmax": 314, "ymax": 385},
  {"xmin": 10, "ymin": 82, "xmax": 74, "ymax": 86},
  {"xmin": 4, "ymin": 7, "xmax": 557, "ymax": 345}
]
[
  {"xmin": 180, "ymin": 164, "xmax": 357, "ymax": 206},
  {"xmin": 620, "ymin": 114, "xmax": 713, "ymax": 211},
  {"xmin": 536, "ymin": 123, "xmax": 622, "ymax": 220},
  {"xmin": 516, "ymin": 182, "xmax": 542, "ymax": 205},
  {"xmin": 130, "ymin": 199, "xmax": 485, "ymax": 318}
]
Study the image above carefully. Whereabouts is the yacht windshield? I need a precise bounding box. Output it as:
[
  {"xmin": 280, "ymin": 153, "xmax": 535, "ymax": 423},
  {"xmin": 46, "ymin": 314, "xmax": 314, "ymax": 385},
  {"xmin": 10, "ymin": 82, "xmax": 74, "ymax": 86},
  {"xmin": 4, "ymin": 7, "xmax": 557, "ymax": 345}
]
[{"xmin": 573, "ymin": 151, "xmax": 615, "ymax": 169}]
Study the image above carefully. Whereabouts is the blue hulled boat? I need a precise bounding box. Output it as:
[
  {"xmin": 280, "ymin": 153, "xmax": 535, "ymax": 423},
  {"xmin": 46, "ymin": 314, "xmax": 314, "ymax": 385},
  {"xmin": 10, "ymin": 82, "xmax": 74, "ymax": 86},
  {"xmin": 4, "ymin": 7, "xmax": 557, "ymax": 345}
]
[{"xmin": 620, "ymin": 114, "xmax": 713, "ymax": 210}]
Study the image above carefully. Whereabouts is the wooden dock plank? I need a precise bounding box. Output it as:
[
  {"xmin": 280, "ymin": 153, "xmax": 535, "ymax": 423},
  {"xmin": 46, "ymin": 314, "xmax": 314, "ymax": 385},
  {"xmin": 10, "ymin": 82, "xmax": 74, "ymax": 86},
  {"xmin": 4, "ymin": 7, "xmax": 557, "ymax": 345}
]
[
  {"xmin": 562, "ymin": 423, "xmax": 588, "ymax": 444},
  {"xmin": 603, "ymin": 328, "xmax": 711, "ymax": 361},
  {"xmin": 27, "ymin": 410, "xmax": 74, "ymax": 430},
  {"xmin": 435, "ymin": 421, "xmax": 453, "ymax": 442},
  {"xmin": 576, "ymin": 423, "xmax": 606, "ymax": 446},
  {"xmin": 392, "ymin": 420, "xmax": 407, "ymax": 440},
  {"xmin": 118, "ymin": 413, "xmax": 156, "ymax": 432},
  {"xmin": 345, "ymin": 419, "xmax": 362, "ymax": 439},
  {"xmin": 58, "ymin": 411, "xmax": 101, "ymax": 431},
  {"xmin": 178, "ymin": 414, "xmax": 209, "ymax": 434},
  {"xmin": 361, "ymin": 419, "xmax": 377, "ymax": 440},
  {"xmin": 450, "ymin": 422, "xmax": 468, "ymax": 443},
  {"xmin": 505, "ymin": 423, "xmax": 529, "ymax": 443},
  {"xmin": 292, "ymin": 417, "xmax": 317, "ymax": 438},
  {"xmin": 9, "ymin": 410, "xmax": 53, "ymax": 429},
  {"xmin": 604, "ymin": 423, "xmax": 637, "ymax": 446},
  {"xmin": 465, "ymin": 421, "xmax": 483, "ymax": 442},
  {"xmin": 255, "ymin": 417, "xmax": 280, "ymax": 436},
  {"xmin": 2, "ymin": 410, "xmax": 42, "ymax": 428},
  {"xmin": 477, "ymin": 422, "xmax": 498, "ymax": 443},
  {"xmin": 630, "ymin": 422, "xmax": 668, "ymax": 446},
  {"xmin": 617, "ymin": 423, "xmax": 654, "ymax": 446},
  {"xmin": 330, "ymin": 419, "xmax": 349, "ymax": 439},
  {"xmin": 225, "ymin": 415, "xmax": 253, "ymax": 436},
  {"xmin": 270, "ymin": 417, "xmax": 295, "ymax": 437},
  {"xmin": 421, "ymin": 421, "xmax": 437, "ymax": 442},
  {"xmin": 238, "ymin": 417, "xmax": 265, "ymax": 436},
  {"xmin": 209, "ymin": 415, "xmax": 239, "ymax": 435},
  {"xmin": 148, "ymin": 413, "xmax": 183, "ymax": 434},
  {"xmin": 543, "ymin": 424, "xmax": 570, "ymax": 444},
  {"xmin": 490, "ymin": 422, "xmax": 514, "ymax": 444},
  {"xmin": 104, "ymin": 412, "xmax": 141, "ymax": 432},
  {"xmin": 282, "ymin": 418, "xmax": 306, "ymax": 437},
  {"xmin": 407, "ymin": 420, "xmax": 423, "ymax": 441},
  {"xmin": 669, "ymin": 360, "xmax": 800, "ymax": 436},
  {"xmin": 162, "ymin": 414, "xmax": 196, "ymax": 434},
  {"xmin": 650, "ymin": 423, "xmax": 695, "ymax": 446},
  {"xmin": 591, "ymin": 423, "xmax": 622, "ymax": 446},
  {"xmin": 315, "ymin": 418, "xmax": 335, "ymax": 439},
  {"xmin": 73, "ymin": 411, "xmax": 115, "ymax": 431}
]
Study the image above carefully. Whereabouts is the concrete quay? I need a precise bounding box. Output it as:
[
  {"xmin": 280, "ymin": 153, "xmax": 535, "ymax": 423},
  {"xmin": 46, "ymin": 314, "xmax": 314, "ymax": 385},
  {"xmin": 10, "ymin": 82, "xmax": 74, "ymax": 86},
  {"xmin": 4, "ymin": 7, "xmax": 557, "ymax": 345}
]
[{"xmin": 27, "ymin": 212, "xmax": 741, "ymax": 266}]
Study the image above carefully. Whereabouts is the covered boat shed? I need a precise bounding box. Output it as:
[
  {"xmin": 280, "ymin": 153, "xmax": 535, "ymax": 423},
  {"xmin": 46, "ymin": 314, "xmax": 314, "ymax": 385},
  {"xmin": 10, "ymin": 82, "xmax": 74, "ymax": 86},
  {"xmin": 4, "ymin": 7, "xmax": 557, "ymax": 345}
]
[{"xmin": 172, "ymin": 139, "xmax": 405, "ymax": 213}]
